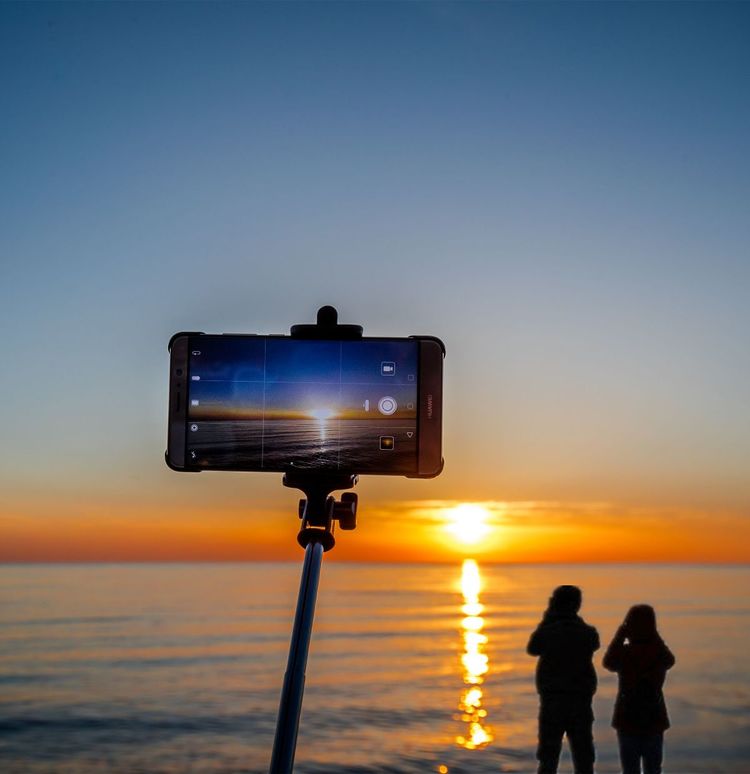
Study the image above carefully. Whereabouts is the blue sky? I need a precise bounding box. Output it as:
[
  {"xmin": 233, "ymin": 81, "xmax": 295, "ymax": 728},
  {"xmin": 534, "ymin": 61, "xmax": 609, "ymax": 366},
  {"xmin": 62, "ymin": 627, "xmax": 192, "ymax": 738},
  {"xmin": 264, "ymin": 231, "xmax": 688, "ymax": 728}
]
[{"xmin": 1, "ymin": 2, "xmax": 748, "ymax": 552}]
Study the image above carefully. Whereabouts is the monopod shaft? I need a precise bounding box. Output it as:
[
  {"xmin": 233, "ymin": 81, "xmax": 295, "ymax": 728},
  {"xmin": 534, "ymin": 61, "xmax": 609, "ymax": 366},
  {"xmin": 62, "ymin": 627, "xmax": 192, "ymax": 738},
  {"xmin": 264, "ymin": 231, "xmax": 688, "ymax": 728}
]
[{"xmin": 269, "ymin": 539, "xmax": 324, "ymax": 773}]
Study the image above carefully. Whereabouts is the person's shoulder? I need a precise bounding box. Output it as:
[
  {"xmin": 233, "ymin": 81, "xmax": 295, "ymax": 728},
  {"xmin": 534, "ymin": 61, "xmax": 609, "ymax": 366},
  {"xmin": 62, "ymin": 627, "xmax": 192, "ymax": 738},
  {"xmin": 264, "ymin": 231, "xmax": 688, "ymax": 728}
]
[{"xmin": 579, "ymin": 619, "xmax": 599, "ymax": 639}]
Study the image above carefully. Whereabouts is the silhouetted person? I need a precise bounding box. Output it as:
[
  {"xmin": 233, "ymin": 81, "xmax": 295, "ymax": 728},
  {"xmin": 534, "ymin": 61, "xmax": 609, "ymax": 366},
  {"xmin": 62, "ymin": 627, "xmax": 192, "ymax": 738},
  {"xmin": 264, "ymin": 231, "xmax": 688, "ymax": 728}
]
[
  {"xmin": 603, "ymin": 605, "xmax": 675, "ymax": 774},
  {"xmin": 528, "ymin": 585, "xmax": 600, "ymax": 774}
]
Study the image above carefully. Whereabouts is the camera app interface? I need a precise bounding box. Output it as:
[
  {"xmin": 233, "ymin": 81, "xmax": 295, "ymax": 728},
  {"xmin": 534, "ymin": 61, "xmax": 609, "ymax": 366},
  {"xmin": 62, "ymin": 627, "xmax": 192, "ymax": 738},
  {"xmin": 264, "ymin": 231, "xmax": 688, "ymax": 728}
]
[{"xmin": 185, "ymin": 337, "xmax": 419, "ymax": 472}]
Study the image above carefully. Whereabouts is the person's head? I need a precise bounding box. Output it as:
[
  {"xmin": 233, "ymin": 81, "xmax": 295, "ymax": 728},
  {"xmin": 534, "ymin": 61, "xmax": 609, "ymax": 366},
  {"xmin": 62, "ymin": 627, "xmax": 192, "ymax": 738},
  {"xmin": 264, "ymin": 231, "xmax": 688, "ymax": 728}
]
[
  {"xmin": 623, "ymin": 604, "xmax": 658, "ymax": 641},
  {"xmin": 549, "ymin": 585, "xmax": 582, "ymax": 615}
]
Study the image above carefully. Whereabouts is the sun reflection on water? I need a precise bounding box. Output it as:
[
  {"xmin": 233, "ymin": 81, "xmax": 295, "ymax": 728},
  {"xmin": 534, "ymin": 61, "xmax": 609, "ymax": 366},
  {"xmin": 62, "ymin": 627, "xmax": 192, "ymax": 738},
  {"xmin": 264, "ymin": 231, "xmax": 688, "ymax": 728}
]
[{"xmin": 455, "ymin": 559, "xmax": 494, "ymax": 750}]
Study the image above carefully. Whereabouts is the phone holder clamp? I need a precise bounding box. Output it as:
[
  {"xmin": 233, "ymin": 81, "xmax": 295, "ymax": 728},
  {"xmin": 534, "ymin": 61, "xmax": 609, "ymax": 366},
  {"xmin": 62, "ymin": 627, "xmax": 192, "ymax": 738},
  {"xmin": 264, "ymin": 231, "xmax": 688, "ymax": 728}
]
[{"xmin": 289, "ymin": 304, "xmax": 363, "ymax": 340}]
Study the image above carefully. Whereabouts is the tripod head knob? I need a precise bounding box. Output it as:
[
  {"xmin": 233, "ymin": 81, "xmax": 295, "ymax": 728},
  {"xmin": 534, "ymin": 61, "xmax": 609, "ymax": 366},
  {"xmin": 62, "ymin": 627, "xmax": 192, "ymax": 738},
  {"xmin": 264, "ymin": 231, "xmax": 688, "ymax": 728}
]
[{"xmin": 334, "ymin": 492, "xmax": 358, "ymax": 531}]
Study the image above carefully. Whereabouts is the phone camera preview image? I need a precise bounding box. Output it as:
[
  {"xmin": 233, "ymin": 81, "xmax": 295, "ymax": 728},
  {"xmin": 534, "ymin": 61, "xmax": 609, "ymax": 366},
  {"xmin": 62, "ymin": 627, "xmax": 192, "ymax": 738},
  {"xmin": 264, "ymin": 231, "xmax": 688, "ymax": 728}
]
[{"xmin": 168, "ymin": 333, "xmax": 443, "ymax": 477}]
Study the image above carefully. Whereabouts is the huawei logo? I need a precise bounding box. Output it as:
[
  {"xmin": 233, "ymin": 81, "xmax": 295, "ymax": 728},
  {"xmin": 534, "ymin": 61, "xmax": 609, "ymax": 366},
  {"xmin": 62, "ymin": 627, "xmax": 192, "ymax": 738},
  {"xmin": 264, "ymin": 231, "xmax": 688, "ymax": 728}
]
[{"xmin": 427, "ymin": 394, "xmax": 433, "ymax": 419}]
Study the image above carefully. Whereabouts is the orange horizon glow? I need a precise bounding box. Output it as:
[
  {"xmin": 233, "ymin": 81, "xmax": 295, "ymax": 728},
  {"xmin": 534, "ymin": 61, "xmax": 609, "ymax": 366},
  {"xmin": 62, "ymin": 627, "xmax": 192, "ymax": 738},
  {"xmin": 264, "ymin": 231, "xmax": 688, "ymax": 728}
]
[{"xmin": 1, "ymin": 498, "xmax": 749, "ymax": 564}]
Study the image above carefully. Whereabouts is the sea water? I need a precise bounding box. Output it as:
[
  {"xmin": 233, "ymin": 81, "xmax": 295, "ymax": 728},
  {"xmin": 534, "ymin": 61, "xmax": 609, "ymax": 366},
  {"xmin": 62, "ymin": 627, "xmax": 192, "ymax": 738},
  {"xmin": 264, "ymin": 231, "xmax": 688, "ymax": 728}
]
[{"xmin": 1, "ymin": 563, "xmax": 748, "ymax": 773}]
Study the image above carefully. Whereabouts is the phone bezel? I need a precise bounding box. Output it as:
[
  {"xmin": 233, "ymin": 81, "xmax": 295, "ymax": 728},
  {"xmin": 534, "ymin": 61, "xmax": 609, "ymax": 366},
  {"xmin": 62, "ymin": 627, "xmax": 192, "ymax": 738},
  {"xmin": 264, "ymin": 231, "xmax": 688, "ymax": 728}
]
[
  {"xmin": 167, "ymin": 334, "xmax": 189, "ymax": 470},
  {"xmin": 415, "ymin": 337, "xmax": 444, "ymax": 478},
  {"xmin": 166, "ymin": 332, "xmax": 444, "ymax": 478}
]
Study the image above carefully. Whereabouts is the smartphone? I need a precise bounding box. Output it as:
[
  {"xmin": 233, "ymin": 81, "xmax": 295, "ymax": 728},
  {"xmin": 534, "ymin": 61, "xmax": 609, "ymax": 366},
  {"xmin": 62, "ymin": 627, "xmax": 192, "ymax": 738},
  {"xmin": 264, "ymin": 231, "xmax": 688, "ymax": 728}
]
[{"xmin": 167, "ymin": 333, "xmax": 444, "ymax": 477}]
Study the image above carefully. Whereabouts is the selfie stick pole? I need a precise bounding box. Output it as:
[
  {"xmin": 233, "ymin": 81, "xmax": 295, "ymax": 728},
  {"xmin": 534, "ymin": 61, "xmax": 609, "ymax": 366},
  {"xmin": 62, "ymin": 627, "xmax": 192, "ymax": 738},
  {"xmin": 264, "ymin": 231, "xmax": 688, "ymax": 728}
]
[{"xmin": 269, "ymin": 307, "xmax": 361, "ymax": 774}]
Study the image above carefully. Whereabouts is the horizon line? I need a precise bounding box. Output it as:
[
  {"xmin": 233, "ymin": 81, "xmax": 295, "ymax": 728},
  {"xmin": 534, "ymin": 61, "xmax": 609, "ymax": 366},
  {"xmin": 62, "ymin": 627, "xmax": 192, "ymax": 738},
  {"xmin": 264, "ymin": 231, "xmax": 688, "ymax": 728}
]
[{"xmin": 1, "ymin": 559, "xmax": 748, "ymax": 567}]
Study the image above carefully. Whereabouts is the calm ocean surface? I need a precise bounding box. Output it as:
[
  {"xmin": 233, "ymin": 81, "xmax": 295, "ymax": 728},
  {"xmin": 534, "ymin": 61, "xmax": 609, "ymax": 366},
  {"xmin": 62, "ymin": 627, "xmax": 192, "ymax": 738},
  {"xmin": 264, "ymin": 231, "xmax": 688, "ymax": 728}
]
[{"xmin": 1, "ymin": 563, "xmax": 748, "ymax": 773}]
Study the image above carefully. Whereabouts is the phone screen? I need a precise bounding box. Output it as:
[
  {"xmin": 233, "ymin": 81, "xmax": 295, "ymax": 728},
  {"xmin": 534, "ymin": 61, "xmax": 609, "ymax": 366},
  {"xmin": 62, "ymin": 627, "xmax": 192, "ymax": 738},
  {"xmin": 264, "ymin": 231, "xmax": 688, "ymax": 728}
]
[{"xmin": 184, "ymin": 335, "xmax": 419, "ymax": 473}]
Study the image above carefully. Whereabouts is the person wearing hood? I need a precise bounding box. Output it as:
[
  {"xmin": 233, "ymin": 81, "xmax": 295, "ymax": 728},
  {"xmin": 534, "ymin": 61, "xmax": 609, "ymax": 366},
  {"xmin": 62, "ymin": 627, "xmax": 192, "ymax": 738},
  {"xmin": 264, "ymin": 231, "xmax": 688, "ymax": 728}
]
[
  {"xmin": 603, "ymin": 605, "xmax": 676, "ymax": 774},
  {"xmin": 527, "ymin": 585, "xmax": 600, "ymax": 774}
]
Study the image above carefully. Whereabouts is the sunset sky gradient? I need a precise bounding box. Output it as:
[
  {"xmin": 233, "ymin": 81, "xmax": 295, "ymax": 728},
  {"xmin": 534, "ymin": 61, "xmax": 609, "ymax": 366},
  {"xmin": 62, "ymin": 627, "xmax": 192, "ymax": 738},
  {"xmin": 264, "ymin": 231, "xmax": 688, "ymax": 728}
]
[{"xmin": 1, "ymin": 2, "xmax": 748, "ymax": 563}]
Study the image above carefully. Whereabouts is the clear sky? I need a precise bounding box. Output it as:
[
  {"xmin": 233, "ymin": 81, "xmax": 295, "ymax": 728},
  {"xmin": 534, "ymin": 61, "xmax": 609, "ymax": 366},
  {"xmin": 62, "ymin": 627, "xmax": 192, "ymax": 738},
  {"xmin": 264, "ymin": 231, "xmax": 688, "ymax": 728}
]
[{"xmin": 1, "ymin": 1, "xmax": 748, "ymax": 562}]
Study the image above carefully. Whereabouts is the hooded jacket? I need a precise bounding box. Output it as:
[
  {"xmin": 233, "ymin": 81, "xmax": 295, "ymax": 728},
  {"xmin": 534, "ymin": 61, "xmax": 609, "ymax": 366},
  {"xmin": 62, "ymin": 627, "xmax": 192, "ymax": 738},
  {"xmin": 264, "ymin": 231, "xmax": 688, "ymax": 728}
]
[
  {"xmin": 603, "ymin": 629, "xmax": 675, "ymax": 734},
  {"xmin": 527, "ymin": 610, "xmax": 600, "ymax": 696}
]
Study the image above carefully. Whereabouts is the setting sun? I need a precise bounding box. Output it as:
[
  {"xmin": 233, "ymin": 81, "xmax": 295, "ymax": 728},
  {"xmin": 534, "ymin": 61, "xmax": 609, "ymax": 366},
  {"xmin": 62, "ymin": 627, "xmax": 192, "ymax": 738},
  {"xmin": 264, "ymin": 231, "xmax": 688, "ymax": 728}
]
[
  {"xmin": 445, "ymin": 504, "xmax": 493, "ymax": 545},
  {"xmin": 308, "ymin": 408, "xmax": 335, "ymax": 420}
]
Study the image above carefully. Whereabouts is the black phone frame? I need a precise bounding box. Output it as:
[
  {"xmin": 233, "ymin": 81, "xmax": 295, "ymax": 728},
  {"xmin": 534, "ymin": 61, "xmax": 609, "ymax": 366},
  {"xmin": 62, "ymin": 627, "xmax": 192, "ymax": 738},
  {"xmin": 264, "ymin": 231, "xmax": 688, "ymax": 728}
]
[{"xmin": 165, "ymin": 312, "xmax": 444, "ymax": 478}]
